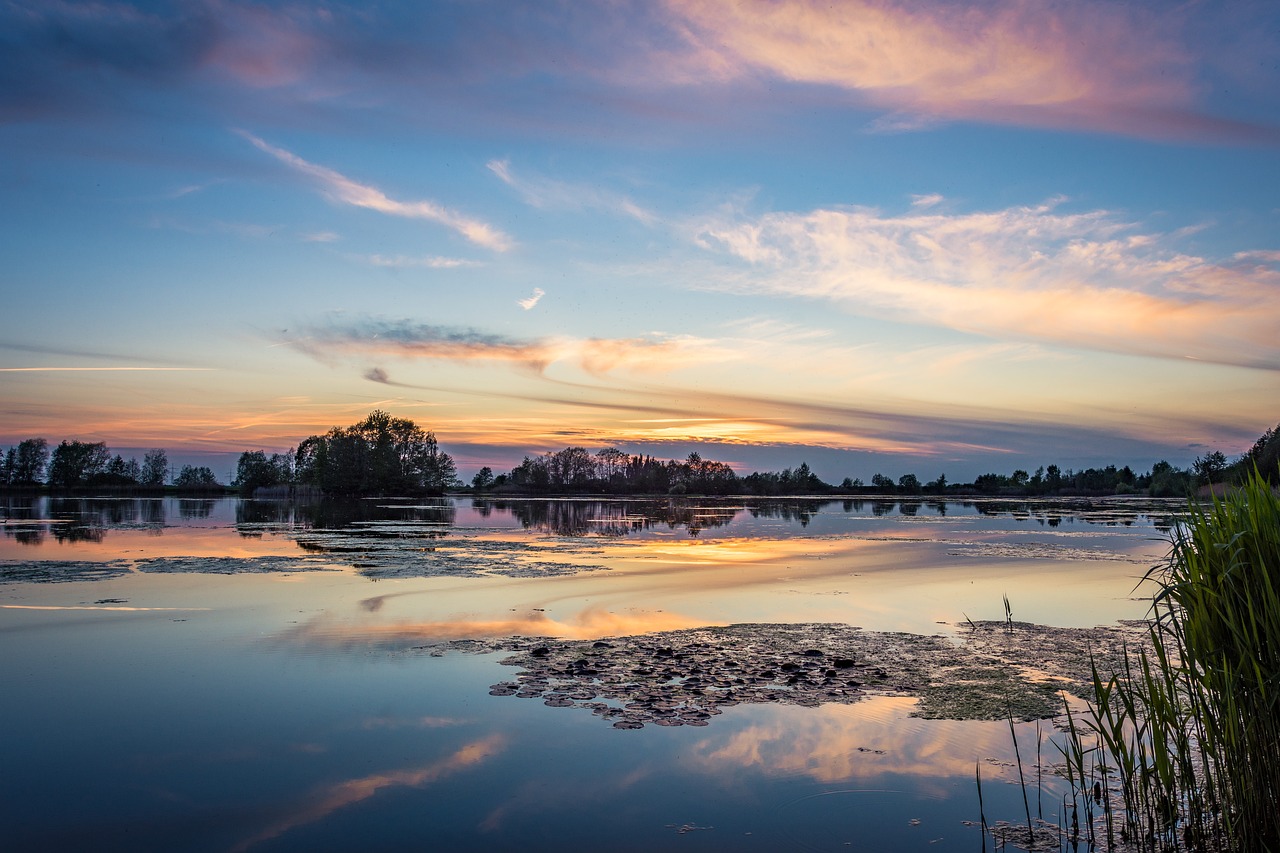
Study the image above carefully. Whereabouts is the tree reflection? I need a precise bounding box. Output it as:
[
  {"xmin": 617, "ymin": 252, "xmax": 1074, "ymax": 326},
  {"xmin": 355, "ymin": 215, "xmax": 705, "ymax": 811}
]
[
  {"xmin": 177, "ymin": 499, "xmax": 215, "ymax": 520},
  {"xmin": 235, "ymin": 497, "xmax": 457, "ymax": 535}
]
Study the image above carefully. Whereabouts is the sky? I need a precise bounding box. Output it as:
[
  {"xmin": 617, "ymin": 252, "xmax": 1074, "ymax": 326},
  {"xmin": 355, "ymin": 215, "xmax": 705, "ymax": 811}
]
[{"xmin": 2, "ymin": 0, "xmax": 1278, "ymax": 484}]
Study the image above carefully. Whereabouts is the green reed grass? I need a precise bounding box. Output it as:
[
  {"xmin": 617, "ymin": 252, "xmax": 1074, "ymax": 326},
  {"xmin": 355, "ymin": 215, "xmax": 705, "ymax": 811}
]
[{"xmin": 1061, "ymin": 470, "xmax": 1280, "ymax": 851}]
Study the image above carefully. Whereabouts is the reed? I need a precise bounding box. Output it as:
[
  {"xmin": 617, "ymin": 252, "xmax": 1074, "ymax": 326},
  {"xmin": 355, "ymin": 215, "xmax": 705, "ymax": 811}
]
[{"xmin": 1064, "ymin": 470, "xmax": 1280, "ymax": 851}]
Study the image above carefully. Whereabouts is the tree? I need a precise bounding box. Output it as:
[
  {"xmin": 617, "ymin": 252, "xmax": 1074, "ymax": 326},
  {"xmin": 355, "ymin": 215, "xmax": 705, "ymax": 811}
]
[
  {"xmin": 174, "ymin": 465, "xmax": 220, "ymax": 489},
  {"xmin": 471, "ymin": 466, "xmax": 494, "ymax": 491},
  {"xmin": 1193, "ymin": 451, "xmax": 1228, "ymax": 485},
  {"xmin": 47, "ymin": 440, "xmax": 110, "ymax": 489},
  {"xmin": 897, "ymin": 473, "xmax": 922, "ymax": 494},
  {"xmin": 13, "ymin": 438, "xmax": 49, "ymax": 486},
  {"xmin": 102, "ymin": 454, "xmax": 140, "ymax": 486},
  {"xmin": 1246, "ymin": 423, "xmax": 1280, "ymax": 483},
  {"xmin": 292, "ymin": 411, "xmax": 456, "ymax": 495},
  {"xmin": 870, "ymin": 473, "xmax": 895, "ymax": 493},
  {"xmin": 140, "ymin": 449, "xmax": 168, "ymax": 488},
  {"xmin": 233, "ymin": 451, "xmax": 289, "ymax": 494}
]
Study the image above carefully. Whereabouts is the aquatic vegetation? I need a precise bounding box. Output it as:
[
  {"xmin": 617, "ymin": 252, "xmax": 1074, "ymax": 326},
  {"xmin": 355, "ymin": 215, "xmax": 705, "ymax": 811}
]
[
  {"xmin": 476, "ymin": 620, "xmax": 1147, "ymax": 729},
  {"xmin": 1061, "ymin": 472, "xmax": 1280, "ymax": 851},
  {"xmin": 0, "ymin": 559, "xmax": 132, "ymax": 583}
]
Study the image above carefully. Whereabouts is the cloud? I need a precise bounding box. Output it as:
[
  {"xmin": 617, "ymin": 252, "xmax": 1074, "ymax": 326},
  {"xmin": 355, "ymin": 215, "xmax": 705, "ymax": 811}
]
[
  {"xmin": 517, "ymin": 287, "xmax": 545, "ymax": 310},
  {"xmin": 355, "ymin": 254, "xmax": 477, "ymax": 269},
  {"xmin": 692, "ymin": 197, "xmax": 1280, "ymax": 370},
  {"xmin": 284, "ymin": 318, "xmax": 734, "ymax": 377},
  {"xmin": 662, "ymin": 0, "xmax": 1279, "ymax": 141},
  {"xmin": 0, "ymin": 367, "xmax": 213, "ymax": 372},
  {"xmin": 240, "ymin": 132, "xmax": 512, "ymax": 251},
  {"xmin": 488, "ymin": 159, "xmax": 658, "ymax": 225}
]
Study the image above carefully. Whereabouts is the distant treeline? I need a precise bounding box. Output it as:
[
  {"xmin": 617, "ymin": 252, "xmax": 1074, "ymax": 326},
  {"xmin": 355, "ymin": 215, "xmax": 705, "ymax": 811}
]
[
  {"xmin": 476, "ymin": 422, "xmax": 1280, "ymax": 497},
  {"xmin": 5, "ymin": 414, "xmax": 1278, "ymax": 499},
  {"xmin": 0, "ymin": 438, "xmax": 221, "ymax": 492}
]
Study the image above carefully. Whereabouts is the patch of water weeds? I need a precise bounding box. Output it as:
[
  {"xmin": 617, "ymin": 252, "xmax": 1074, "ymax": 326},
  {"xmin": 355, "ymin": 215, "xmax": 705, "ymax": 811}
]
[
  {"xmin": 459, "ymin": 620, "xmax": 1148, "ymax": 729},
  {"xmin": 0, "ymin": 559, "xmax": 133, "ymax": 584},
  {"xmin": 293, "ymin": 530, "xmax": 612, "ymax": 579},
  {"xmin": 136, "ymin": 556, "xmax": 338, "ymax": 575}
]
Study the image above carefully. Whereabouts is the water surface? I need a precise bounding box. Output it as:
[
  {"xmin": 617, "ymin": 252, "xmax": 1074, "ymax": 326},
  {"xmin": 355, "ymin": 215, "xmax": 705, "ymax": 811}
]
[{"xmin": 1, "ymin": 495, "xmax": 1180, "ymax": 851}]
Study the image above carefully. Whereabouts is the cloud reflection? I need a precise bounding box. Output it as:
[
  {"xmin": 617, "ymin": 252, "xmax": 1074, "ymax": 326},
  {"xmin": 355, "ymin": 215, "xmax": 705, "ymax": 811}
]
[
  {"xmin": 277, "ymin": 606, "xmax": 708, "ymax": 652},
  {"xmin": 232, "ymin": 734, "xmax": 505, "ymax": 852},
  {"xmin": 689, "ymin": 698, "xmax": 1017, "ymax": 786}
]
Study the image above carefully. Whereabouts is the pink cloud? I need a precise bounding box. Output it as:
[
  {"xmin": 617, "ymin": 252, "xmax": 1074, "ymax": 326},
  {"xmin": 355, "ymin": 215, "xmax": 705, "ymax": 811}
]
[{"xmin": 663, "ymin": 0, "xmax": 1270, "ymax": 141}]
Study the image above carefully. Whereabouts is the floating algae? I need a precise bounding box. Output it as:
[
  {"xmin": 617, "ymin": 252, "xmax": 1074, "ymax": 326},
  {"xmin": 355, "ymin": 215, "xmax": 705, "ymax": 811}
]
[
  {"xmin": 472, "ymin": 620, "xmax": 1148, "ymax": 729},
  {"xmin": 136, "ymin": 556, "xmax": 337, "ymax": 575},
  {"xmin": 292, "ymin": 529, "xmax": 612, "ymax": 579},
  {"xmin": 0, "ymin": 559, "xmax": 133, "ymax": 584}
]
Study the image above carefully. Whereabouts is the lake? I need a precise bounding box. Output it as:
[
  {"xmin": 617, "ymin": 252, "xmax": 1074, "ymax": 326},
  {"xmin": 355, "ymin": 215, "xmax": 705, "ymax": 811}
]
[{"xmin": 1, "ymin": 494, "xmax": 1182, "ymax": 851}]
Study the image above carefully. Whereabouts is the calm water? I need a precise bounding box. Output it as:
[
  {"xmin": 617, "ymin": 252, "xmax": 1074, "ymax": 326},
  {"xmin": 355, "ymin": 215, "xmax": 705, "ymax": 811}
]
[{"xmin": 1, "ymin": 495, "xmax": 1181, "ymax": 852}]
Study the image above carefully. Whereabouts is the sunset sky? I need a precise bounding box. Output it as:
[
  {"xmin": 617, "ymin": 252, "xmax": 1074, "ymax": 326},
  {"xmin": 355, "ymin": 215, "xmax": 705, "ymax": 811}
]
[{"xmin": 2, "ymin": 0, "xmax": 1278, "ymax": 482}]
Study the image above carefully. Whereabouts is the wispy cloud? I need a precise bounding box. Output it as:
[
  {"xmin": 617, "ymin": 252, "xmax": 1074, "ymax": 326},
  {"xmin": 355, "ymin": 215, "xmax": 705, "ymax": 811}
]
[
  {"xmin": 488, "ymin": 159, "xmax": 658, "ymax": 225},
  {"xmin": 0, "ymin": 367, "xmax": 214, "ymax": 373},
  {"xmin": 692, "ymin": 197, "xmax": 1280, "ymax": 369},
  {"xmin": 240, "ymin": 132, "xmax": 512, "ymax": 251},
  {"xmin": 517, "ymin": 288, "xmax": 545, "ymax": 310},
  {"xmin": 663, "ymin": 0, "xmax": 1277, "ymax": 142},
  {"xmin": 354, "ymin": 254, "xmax": 478, "ymax": 269},
  {"xmin": 284, "ymin": 318, "xmax": 734, "ymax": 377}
]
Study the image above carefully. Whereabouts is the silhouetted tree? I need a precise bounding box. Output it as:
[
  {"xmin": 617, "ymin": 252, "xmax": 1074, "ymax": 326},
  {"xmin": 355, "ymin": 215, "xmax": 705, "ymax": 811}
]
[
  {"xmin": 11, "ymin": 438, "xmax": 49, "ymax": 486},
  {"xmin": 292, "ymin": 411, "xmax": 455, "ymax": 495},
  {"xmin": 1245, "ymin": 424, "xmax": 1280, "ymax": 483},
  {"xmin": 174, "ymin": 465, "xmax": 220, "ymax": 489},
  {"xmin": 140, "ymin": 449, "xmax": 168, "ymax": 488},
  {"xmin": 233, "ymin": 451, "xmax": 291, "ymax": 494},
  {"xmin": 1193, "ymin": 451, "xmax": 1228, "ymax": 485},
  {"xmin": 47, "ymin": 440, "xmax": 110, "ymax": 489},
  {"xmin": 471, "ymin": 466, "xmax": 494, "ymax": 491}
]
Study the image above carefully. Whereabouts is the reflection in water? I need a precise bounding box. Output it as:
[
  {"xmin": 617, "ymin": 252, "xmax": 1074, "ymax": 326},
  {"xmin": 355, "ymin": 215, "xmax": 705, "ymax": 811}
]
[
  {"xmin": 235, "ymin": 498, "xmax": 456, "ymax": 535},
  {"xmin": 1, "ymin": 497, "xmax": 167, "ymax": 545},
  {"xmin": 231, "ymin": 734, "xmax": 506, "ymax": 853},
  {"xmin": 690, "ymin": 699, "xmax": 1019, "ymax": 786},
  {"xmin": 277, "ymin": 606, "xmax": 707, "ymax": 650},
  {"xmin": 485, "ymin": 498, "xmax": 742, "ymax": 537},
  {"xmin": 177, "ymin": 499, "xmax": 215, "ymax": 520}
]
